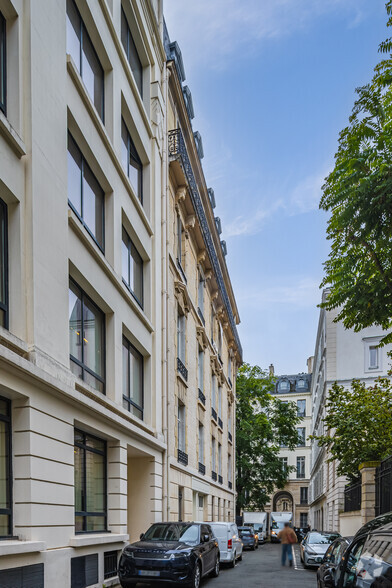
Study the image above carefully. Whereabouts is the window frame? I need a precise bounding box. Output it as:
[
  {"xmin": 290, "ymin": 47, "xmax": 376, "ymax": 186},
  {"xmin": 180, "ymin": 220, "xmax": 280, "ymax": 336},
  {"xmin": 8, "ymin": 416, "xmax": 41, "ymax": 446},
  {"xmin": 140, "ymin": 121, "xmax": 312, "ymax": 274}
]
[
  {"xmin": 66, "ymin": 0, "xmax": 105, "ymax": 121},
  {"xmin": 297, "ymin": 399, "xmax": 306, "ymax": 418},
  {"xmin": 120, "ymin": 6, "xmax": 143, "ymax": 98},
  {"xmin": 198, "ymin": 347, "xmax": 204, "ymax": 392},
  {"xmin": 122, "ymin": 335, "xmax": 144, "ymax": 420},
  {"xmin": 0, "ymin": 198, "xmax": 8, "ymax": 329},
  {"xmin": 74, "ymin": 429, "xmax": 107, "ymax": 534},
  {"xmin": 0, "ymin": 11, "xmax": 6, "ymax": 115},
  {"xmin": 177, "ymin": 309, "xmax": 186, "ymax": 365},
  {"xmin": 121, "ymin": 117, "xmax": 143, "ymax": 203},
  {"xmin": 67, "ymin": 132, "xmax": 105, "ymax": 252},
  {"xmin": 300, "ymin": 486, "xmax": 308, "ymax": 505},
  {"xmin": 297, "ymin": 427, "xmax": 306, "ymax": 447},
  {"xmin": 0, "ymin": 395, "xmax": 12, "ymax": 538},
  {"xmin": 69, "ymin": 278, "xmax": 106, "ymax": 394},
  {"xmin": 177, "ymin": 400, "xmax": 186, "ymax": 453},
  {"xmin": 198, "ymin": 421, "xmax": 204, "ymax": 464},
  {"xmin": 296, "ymin": 456, "xmax": 306, "ymax": 479},
  {"xmin": 121, "ymin": 226, "xmax": 143, "ymax": 308}
]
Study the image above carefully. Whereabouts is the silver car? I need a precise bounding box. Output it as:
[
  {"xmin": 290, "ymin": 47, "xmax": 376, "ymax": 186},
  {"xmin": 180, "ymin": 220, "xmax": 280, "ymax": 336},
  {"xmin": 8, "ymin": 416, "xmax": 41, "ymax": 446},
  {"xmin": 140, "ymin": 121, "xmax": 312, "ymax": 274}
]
[{"xmin": 300, "ymin": 531, "xmax": 341, "ymax": 568}]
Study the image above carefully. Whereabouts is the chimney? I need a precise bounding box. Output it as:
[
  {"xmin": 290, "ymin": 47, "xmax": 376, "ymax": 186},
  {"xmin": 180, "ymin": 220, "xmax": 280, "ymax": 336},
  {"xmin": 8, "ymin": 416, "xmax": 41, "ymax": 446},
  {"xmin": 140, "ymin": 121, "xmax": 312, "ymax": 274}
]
[
  {"xmin": 269, "ymin": 364, "xmax": 274, "ymax": 377},
  {"xmin": 307, "ymin": 356, "xmax": 314, "ymax": 374}
]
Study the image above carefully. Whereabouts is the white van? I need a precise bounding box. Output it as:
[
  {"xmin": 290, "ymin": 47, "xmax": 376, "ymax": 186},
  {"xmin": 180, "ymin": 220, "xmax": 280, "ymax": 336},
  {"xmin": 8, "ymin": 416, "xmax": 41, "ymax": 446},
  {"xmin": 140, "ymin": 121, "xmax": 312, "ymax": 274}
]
[{"xmin": 201, "ymin": 522, "xmax": 243, "ymax": 567}]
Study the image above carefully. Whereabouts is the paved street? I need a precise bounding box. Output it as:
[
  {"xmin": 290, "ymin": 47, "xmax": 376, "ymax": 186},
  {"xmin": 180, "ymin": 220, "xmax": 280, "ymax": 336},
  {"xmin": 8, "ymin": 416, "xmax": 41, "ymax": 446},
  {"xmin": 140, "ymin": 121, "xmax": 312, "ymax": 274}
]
[{"xmin": 202, "ymin": 543, "xmax": 317, "ymax": 588}]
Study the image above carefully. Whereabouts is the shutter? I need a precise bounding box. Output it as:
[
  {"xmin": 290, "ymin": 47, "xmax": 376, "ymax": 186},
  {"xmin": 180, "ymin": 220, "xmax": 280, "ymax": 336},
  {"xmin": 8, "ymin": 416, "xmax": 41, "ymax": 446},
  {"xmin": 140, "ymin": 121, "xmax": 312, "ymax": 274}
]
[
  {"xmin": 85, "ymin": 554, "xmax": 98, "ymax": 585},
  {"xmin": 22, "ymin": 563, "xmax": 44, "ymax": 588},
  {"xmin": 0, "ymin": 567, "xmax": 22, "ymax": 587},
  {"xmin": 71, "ymin": 556, "xmax": 85, "ymax": 588}
]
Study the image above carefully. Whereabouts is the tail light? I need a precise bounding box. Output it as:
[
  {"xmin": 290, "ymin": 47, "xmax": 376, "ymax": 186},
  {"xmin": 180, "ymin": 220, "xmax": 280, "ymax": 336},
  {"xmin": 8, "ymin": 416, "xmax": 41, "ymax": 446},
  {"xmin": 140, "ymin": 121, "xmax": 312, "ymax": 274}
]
[
  {"xmin": 250, "ymin": 534, "xmax": 254, "ymax": 538},
  {"xmin": 228, "ymin": 539, "xmax": 232, "ymax": 549}
]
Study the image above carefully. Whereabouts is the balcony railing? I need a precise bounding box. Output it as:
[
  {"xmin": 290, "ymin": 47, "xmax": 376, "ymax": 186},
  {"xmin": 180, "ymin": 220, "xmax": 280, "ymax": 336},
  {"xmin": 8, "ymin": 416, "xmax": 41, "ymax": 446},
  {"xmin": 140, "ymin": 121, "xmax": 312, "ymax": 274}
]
[
  {"xmin": 198, "ymin": 388, "xmax": 206, "ymax": 406},
  {"xmin": 212, "ymin": 471, "xmax": 217, "ymax": 482},
  {"xmin": 178, "ymin": 449, "xmax": 188, "ymax": 466},
  {"xmin": 168, "ymin": 128, "xmax": 242, "ymax": 359},
  {"xmin": 218, "ymin": 475, "xmax": 223, "ymax": 484},
  {"xmin": 228, "ymin": 481, "xmax": 232, "ymax": 490},
  {"xmin": 199, "ymin": 462, "xmax": 206, "ymax": 475},
  {"xmin": 211, "ymin": 407, "xmax": 217, "ymax": 421},
  {"xmin": 228, "ymin": 431, "xmax": 232, "ymax": 443},
  {"xmin": 177, "ymin": 357, "xmax": 188, "ymax": 381},
  {"xmin": 218, "ymin": 417, "xmax": 223, "ymax": 429},
  {"xmin": 197, "ymin": 307, "xmax": 205, "ymax": 326},
  {"xmin": 344, "ymin": 476, "xmax": 362, "ymax": 512},
  {"xmin": 376, "ymin": 455, "xmax": 392, "ymax": 515}
]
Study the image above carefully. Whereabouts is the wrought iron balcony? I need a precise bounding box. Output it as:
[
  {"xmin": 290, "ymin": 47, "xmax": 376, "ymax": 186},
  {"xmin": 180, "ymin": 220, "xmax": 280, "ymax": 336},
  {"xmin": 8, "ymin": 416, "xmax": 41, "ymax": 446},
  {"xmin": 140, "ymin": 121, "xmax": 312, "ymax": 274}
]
[
  {"xmin": 199, "ymin": 462, "xmax": 206, "ymax": 475},
  {"xmin": 197, "ymin": 307, "xmax": 205, "ymax": 326},
  {"xmin": 218, "ymin": 417, "xmax": 223, "ymax": 430},
  {"xmin": 198, "ymin": 388, "xmax": 206, "ymax": 406},
  {"xmin": 211, "ymin": 407, "xmax": 217, "ymax": 421},
  {"xmin": 168, "ymin": 128, "xmax": 242, "ymax": 359},
  {"xmin": 228, "ymin": 481, "xmax": 232, "ymax": 490},
  {"xmin": 178, "ymin": 449, "xmax": 188, "ymax": 466},
  {"xmin": 212, "ymin": 471, "xmax": 217, "ymax": 482},
  {"xmin": 177, "ymin": 357, "xmax": 188, "ymax": 381},
  {"xmin": 228, "ymin": 431, "xmax": 233, "ymax": 443},
  {"xmin": 218, "ymin": 475, "xmax": 223, "ymax": 485}
]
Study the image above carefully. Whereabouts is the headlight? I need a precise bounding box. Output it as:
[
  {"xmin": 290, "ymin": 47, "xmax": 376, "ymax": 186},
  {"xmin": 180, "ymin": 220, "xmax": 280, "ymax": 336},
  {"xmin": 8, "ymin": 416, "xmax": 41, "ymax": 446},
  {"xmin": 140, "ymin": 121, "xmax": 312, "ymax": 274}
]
[
  {"xmin": 170, "ymin": 552, "xmax": 189, "ymax": 560},
  {"xmin": 124, "ymin": 550, "xmax": 134, "ymax": 558}
]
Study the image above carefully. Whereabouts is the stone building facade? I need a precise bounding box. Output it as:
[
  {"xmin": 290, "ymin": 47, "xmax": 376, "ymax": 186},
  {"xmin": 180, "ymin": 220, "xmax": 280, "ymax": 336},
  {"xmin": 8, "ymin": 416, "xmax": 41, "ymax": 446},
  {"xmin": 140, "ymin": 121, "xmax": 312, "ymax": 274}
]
[
  {"xmin": 264, "ymin": 368, "xmax": 312, "ymax": 528},
  {"xmin": 164, "ymin": 29, "xmax": 242, "ymax": 524},
  {"xmin": 309, "ymin": 289, "xmax": 392, "ymax": 533}
]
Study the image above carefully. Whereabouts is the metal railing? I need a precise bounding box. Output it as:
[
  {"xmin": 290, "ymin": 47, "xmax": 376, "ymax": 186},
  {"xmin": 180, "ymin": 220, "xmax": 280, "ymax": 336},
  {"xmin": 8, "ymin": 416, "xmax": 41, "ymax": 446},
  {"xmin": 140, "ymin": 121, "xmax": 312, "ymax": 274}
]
[
  {"xmin": 198, "ymin": 388, "xmax": 206, "ymax": 405},
  {"xmin": 178, "ymin": 449, "xmax": 188, "ymax": 466},
  {"xmin": 199, "ymin": 462, "xmax": 206, "ymax": 475},
  {"xmin": 104, "ymin": 551, "xmax": 118, "ymax": 580},
  {"xmin": 376, "ymin": 455, "xmax": 392, "ymax": 515},
  {"xmin": 168, "ymin": 129, "xmax": 242, "ymax": 359},
  {"xmin": 344, "ymin": 476, "xmax": 362, "ymax": 512},
  {"xmin": 211, "ymin": 407, "xmax": 217, "ymax": 421},
  {"xmin": 177, "ymin": 357, "xmax": 188, "ymax": 381}
]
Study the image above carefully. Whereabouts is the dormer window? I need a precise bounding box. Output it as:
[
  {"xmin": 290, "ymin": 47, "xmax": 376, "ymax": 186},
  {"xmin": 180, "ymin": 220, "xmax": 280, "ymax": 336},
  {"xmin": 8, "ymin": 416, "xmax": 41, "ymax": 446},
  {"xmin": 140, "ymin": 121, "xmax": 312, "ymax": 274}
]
[
  {"xmin": 279, "ymin": 380, "xmax": 289, "ymax": 392},
  {"xmin": 298, "ymin": 379, "xmax": 305, "ymax": 389}
]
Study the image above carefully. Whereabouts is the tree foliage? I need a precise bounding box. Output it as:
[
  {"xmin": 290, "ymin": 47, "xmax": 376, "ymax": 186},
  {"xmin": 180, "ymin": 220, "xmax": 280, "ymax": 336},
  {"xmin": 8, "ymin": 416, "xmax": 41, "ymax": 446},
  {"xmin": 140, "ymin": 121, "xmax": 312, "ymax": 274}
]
[
  {"xmin": 310, "ymin": 376, "xmax": 392, "ymax": 479},
  {"xmin": 320, "ymin": 0, "xmax": 392, "ymax": 344},
  {"xmin": 236, "ymin": 363, "xmax": 302, "ymax": 512}
]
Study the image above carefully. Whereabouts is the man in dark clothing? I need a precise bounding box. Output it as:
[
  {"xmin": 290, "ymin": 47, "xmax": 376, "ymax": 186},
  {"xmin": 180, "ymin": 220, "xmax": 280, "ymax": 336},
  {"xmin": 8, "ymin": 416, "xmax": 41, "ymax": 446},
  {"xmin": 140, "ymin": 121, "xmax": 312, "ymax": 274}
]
[{"xmin": 277, "ymin": 522, "xmax": 297, "ymax": 566}]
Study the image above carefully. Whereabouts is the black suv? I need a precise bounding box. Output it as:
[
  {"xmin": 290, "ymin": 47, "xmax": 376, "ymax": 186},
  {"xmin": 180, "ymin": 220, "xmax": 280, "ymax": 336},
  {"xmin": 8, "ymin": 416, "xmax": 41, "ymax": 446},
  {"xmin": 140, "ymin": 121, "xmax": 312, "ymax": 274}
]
[{"xmin": 118, "ymin": 522, "xmax": 220, "ymax": 588}]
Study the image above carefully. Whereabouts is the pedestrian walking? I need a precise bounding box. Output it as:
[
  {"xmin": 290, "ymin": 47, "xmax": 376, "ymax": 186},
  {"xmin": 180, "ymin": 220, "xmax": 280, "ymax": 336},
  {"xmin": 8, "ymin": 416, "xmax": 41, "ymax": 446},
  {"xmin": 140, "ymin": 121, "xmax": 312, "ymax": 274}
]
[{"xmin": 277, "ymin": 522, "xmax": 297, "ymax": 566}]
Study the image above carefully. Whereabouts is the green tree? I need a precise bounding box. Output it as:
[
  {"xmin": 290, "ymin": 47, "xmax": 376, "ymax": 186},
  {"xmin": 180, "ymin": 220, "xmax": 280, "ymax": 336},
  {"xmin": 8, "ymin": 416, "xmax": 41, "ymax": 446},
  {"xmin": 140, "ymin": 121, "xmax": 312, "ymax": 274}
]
[
  {"xmin": 236, "ymin": 363, "xmax": 301, "ymax": 513},
  {"xmin": 310, "ymin": 377, "xmax": 392, "ymax": 479},
  {"xmin": 319, "ymin": 0, "xmax": 392, "ymax": 344}
]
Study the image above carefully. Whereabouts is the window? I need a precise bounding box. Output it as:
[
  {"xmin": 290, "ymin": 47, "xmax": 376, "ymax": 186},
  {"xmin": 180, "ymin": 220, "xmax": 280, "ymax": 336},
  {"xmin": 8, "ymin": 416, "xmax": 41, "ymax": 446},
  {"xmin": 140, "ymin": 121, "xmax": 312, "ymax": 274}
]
[
  {"xmin": 0, "ymin": 198, "xmax": 8, "ymax": 329},
  {"xmin": 218, "ymin": 386, "xmax": 222, "ymax": 419},
  {"xmin": 297, "ymin": 399, "xmax": 306, "ymax": 418},
  {"xmin": 121, "ymin": 118, "xmax": 143, "ymax": 202},
  {"xmin": 68, "ymin": 133, "xmax": 105, "ymax": 250},
  {"xmin": 280, "ymin": 457, "xmax": 288, "ymax": 472},
  {"xmin": 300, "ymin": 513, "xmax": 308, "ymax": 528},
  {"xmin": 122, "ymin": 336, "xmax": 143, "ymax": 419},
  {"xmin": 297, "ymin": 427, "xmax": 306, "ymax": 446},
  {"xmin": 198, "ymin": 422, "xmax": 204, "ymax": 464},
  {"xmin": 218, "ymin": 443, "xmax": 222, "ymax": 476},
  {"xmin": 218, "ymin": 324, "xmax": 222, "ymax": 357},
  {"xmin": 211, "ymin": 437, "xmax": 216, "ymax": 472},
  {"xmin": 71, "ymin": 554, "xmax": 98, "ymax": 588},
  {"xmin": 228, "ymin": 353, "xmax": 232, "ymax": 382},
  {"xmin": 104, "ymin": 551, "xmax": 118, "ymax": 581},
  {"xmin": 0, "ymin": 396, "xmax": 11, "ymax": 537},
  {"xmin": 369, "ymin": 345, "xmax": 379, "ymax": 369},
  {"xmin": 298, "ymin": 379, "xmax": 305, "ymax": 388},
  {"xmin": 297, "ymin": 456, "xmax": 305, "ymax": 479},
  {"xmin": 198, "ymin": 270, "xmax": 204, "ymax": 318},
  {"xmin": 66, "ymin": 0, "xmax": 104, "ymax": 120},
  {"xmin": 228, "ymin": 405, "xmax": 232, "ymax": 435},
  {"xmin": 211, "ymin": 306, "xmax": 215, "ymax": 343},
  {"xmin": 300, "ymin": 487, "xmax": 308, "ymax": 504},
  {"xmin": 121, "ymin": 227, "xmax": 143, "ymax": 306},
  {"xmin": 211, "ymin": 374, "xmax": 216, "ymax": 410},
  {"xmin": 177, "ymin": 310, "xmax": 186, "ymax": 365},
  {"xmin": 177, "ymin": 400, "xmax": 186, "ymax": 452},
  {"xmin": 0, "ymin": 564, "xmax": 44, "ymax": 588},
  {"xmin": 74, "ymin": 430, "xmax": 106, "ymax": 533},
  {"xmin": 279, "ymin": 380, "xmax": 289, "ymax": 391},
  {"xmin": 198, "ymin": 347, "xmax": 204, "ymax": 392},
  {"xmin": 178, "ymin": 486, "xmax": 183, "ymax": 522},
  {"xmin": 0, "ymin": 11, "xmax": 5, "ymax": 114},
  {"xmin": 69, "ymin": 279, "xmax": 105, "ymax": 393},
  {"xmin": 121, "ymin": 7, "xmax": 143, "ymax": 96},
  {"xmin": 228, "ymin": 453, "xmax": 232, "ymax": 483},
  {"xmin": 176, "ymin": 214, "xmax": 184, "ymax": 267}
]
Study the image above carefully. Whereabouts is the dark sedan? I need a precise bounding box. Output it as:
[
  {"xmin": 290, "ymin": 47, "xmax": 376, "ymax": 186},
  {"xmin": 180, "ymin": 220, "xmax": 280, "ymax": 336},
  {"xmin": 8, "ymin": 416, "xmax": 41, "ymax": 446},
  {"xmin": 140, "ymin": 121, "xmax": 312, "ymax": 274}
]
[
  {"xmin": 118, "ymin": 522, "xmax": 220, "ymax": 588},
  {"xmin": 317, "ymin": 536, "xmax": 352, "ymax": 588},
  {"xmin": 238, "ymin": 526, "xmax": 256, "ymax": 550}
]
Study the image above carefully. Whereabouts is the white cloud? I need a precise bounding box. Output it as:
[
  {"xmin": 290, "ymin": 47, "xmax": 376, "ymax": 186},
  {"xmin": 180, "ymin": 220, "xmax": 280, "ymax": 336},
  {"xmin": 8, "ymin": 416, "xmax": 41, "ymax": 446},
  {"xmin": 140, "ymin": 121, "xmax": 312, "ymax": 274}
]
[
  {"xmin": 237, "ymin": 277, "xmax": 321, "ymax": 309},
  {"xmin": 164, "ymin": 0, "xmax": 371, "ymax": 71}
]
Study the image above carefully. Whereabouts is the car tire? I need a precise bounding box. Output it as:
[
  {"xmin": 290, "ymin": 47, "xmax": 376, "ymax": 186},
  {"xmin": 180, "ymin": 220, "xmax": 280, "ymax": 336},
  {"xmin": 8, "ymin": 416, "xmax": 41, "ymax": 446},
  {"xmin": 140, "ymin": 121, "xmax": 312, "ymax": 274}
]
[
  {"xmin": 210, "ymin": 555, "xmax": 220, "ymax": 578},
  {"xmin": 189, "ymin": 562, "xmax": 201, "ymax": 588},
  {"xmin": 230, "ymin": 553, "xmax": 236, "ymax": 568},
  {"xmin": 238, "ymin": 552, "xmax": 243, "ymax": 562}
]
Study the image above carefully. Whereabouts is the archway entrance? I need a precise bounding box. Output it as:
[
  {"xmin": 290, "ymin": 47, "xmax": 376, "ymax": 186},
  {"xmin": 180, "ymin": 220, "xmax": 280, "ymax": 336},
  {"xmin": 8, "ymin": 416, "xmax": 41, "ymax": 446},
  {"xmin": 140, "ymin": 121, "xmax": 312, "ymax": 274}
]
[{"xmin": 273, "ymin": 491, "xmax": 294, "ymax": 513}]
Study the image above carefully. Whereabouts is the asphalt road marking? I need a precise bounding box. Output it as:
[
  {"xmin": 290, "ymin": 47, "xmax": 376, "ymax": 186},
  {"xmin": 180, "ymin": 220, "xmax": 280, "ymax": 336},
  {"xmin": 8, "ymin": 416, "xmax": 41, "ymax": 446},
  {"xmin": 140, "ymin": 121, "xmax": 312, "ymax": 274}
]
[{"xmin": 292, "ymin": 545, "xmax": 302, "ymax": 570}]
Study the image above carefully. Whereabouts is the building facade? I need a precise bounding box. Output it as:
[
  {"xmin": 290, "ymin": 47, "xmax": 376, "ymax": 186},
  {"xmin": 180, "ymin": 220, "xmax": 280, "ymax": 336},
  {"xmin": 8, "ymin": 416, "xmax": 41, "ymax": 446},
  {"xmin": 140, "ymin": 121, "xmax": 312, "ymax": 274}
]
[
  {"xmin": 309, "ymin": 289, "xmax": 392, "ymax": 533},
  {"xmin": 164, "ymin": 29, "xmax": 242, "ymax": 524},
  {"xmin": 0, "ymin": 0, "xmax": 167, "ymax": 585},
  {"xmin": 264, "ymin": 368, "xmax": 312, "ymax": 528}
]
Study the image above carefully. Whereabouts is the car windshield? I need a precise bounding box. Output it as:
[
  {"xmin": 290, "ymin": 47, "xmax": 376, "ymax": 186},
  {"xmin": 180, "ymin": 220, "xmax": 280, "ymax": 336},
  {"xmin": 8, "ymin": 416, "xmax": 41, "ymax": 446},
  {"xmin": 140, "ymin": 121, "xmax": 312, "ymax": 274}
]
[
  {"xmin": 240, "ymin": 529, "xmax": 252, "ymax": 535},
  {"xmin": 143, "ymin": 523, "xmax": 200, "ymax": 543},
  {"xmin": 272, "ymin": 522, "xmax": 285, "ymax": 530},
  {"xmin": 308, "ymin": 533, "xmax": 340, "ymax": 545}
]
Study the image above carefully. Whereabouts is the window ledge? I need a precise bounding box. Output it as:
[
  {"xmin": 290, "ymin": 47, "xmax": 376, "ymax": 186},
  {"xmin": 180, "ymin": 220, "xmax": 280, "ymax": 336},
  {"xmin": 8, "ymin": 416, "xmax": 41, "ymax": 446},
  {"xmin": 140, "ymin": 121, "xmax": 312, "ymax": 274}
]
[
  {"xmin": 69, "ymin": 533, "xmax": 129, "ymax": 548},
  {"xmin": 0, "ymin": 540, "xmax": 46, "ymax": 556},
  {"xmin": 0, "ymin": 110, "xmax": 26, "ymax": 158},
  {"xmin": 0, "ymin": 326, "xmax": 29, "ymax": 358}
]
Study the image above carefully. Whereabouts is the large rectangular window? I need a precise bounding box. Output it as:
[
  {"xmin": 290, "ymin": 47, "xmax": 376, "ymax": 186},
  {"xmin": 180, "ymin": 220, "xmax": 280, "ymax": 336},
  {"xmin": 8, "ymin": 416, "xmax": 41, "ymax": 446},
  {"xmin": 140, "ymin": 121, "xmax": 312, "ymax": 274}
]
[
  {"xmin": 74, "ymin": 429, "xmax": 106, "ymax": 533},
  {"xmin": 198, "ymin": 271, "xmax": 204, "ymax": 319},
  {"xmin": 211, "ymin": 437, "xmax": 216, "ymax": 473},
  {"xmin": 198, "ymin": 347, "xmax": 204, "ymax": 392},
  {"xmin": 280, "ymin": 457, "xmax": 288, "ymax": 473},
  {"xmin": 121, "ymin": 227, "xmax": 143, "ymax": 306},
  {"xmin": 69, "ymin": 279, "xmax": 105, "ymax": 393},
  {"xmin": 297, "ymin": 399, "xmax": 306, "ymax": 418},
  {"xmin": 297, "ymin": 456, "xmax": 306, "ymax": 479},
  {"xmin": 177, "ymin": 400, "xmax": 186, "ymax": 452},
  {"xmin": 211, "ymin": 374, "xmax": 216, "ymax": 410},
  {"xmin": 297, "ymin": 427, "xmax": 306, "ymax": 446},
  {"xmin": 121, "ymin": 7, "xmax": 143, "ymax": 97},
  {"xmin": 0, "ymin": 396, "xmax": 11, "ymax": 537},
  {"xmin": 0, "ymin": 198, "xmax": 8, "ymax": 329},
  {"xmin": 0, "ymin": 11, "xmax": 5, "ymax": 114},
  {"xmin": 300, "ymin": 487, "xmax": 308, "ymax": 504},
  {"xmin": 122, "ymin": 336, "xmax": 143, "ymax": 420},
  {"xmin": 198, "ymin": 422, "xmax": 204, "ymax": 465},
  {"xmin": 66, "ymin": 0, "xmax": 104, "ymax": 120},
  {"xmin": 121, "ymin": 118, "xmax": 143, "ymax": 203},
  {"xmin": 68, "ymin": 133, "xmax": 105, "ymax": 250},
  {"xmin": 218, "ymin": 386, "xmax": 222, "ymax": 419},
  {"xmin": 177, "ymin": 311, "xmax": 186, "ymax": 364}
]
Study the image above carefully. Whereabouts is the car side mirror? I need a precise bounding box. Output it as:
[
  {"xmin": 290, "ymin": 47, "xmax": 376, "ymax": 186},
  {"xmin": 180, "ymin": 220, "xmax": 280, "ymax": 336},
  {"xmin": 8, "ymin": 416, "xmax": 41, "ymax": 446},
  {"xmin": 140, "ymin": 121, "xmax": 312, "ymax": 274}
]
[
  {"xmin": 140, "ymin": 533, "xmax": 145, "ymax": 540},
  {"xmin": 203, "ymin": 534, "xmax": 210, "ymax": 543}
]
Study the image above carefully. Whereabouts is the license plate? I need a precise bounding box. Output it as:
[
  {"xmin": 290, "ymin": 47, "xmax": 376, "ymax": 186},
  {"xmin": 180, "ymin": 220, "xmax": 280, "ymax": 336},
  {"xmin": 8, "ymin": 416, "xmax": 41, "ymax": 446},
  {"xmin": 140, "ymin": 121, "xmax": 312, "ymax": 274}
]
[{"xmin": 138, "ymin": 570, "xmax": 160, "ymax": 577}]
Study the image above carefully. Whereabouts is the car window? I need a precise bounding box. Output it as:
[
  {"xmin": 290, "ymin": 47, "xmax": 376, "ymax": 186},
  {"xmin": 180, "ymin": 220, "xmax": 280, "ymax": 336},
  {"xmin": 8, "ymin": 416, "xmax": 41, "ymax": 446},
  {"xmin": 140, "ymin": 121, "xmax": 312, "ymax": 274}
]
[
  {"xmin": 309, "ymin": 532, "xmax": 340, "ymax": 544},
  {"xmin": 342, "ymin": 538, "xmax": 366, "ymax": 588},
  {"xmin": 201, "ymin": 525, "xmax": 211, "ymax": 540},
  {"xmin": 324, "ymin": 543, "xmax": 336, "ymax": 562}
]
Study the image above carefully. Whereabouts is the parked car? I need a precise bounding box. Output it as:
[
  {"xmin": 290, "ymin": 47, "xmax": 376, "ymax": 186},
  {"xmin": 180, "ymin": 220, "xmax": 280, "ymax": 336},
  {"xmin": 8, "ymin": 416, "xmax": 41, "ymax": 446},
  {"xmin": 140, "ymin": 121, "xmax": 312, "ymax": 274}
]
[
  {"xmin": 317, "ymin": 536, "xmax": 352, "ymax": 587},
  {"xmin": 118, "ymin": 522, "xmax": 220, "ymax": 588},
  {"xmin": 300, "ymin": 531, "xmax": 341, "ymax": 568},
  {"xmin": 205, "ymin": 522, "xmax": 243, "ymax": 567},
  {"xmin": 238, "ymin": 526, "xmax": 257, "ymax": 550},
  {"xmin": 335, "ymin": 511, "xmax": 392, "ymax": 587}
]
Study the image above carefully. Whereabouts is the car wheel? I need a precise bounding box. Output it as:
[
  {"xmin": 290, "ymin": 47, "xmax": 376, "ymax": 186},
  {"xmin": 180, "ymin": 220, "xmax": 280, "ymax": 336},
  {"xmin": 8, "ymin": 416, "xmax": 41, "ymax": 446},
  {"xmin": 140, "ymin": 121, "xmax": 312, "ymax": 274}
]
[
  {"xmin": 210, "ymin": 555, "xmax": 220, "ymax": 578},
  {"xmin": 230, "ymin": 553, "xmax": 236, "ymax": 568},
  {"xmin": 238, "ymin": 552, "xmax": 243, "ymax": 562},
  {"xmin": 189, "ymin": 562, "xmax": 201, "ymax": 588}
]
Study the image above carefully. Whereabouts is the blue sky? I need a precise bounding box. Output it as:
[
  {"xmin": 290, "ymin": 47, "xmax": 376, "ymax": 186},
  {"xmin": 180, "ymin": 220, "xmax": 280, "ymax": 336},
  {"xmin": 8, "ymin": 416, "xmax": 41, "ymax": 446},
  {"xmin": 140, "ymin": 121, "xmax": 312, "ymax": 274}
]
[{"xmin": 164, "ymin": 0, "xmax": 388, "ymax": 375}]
